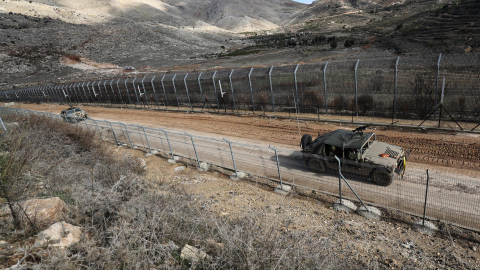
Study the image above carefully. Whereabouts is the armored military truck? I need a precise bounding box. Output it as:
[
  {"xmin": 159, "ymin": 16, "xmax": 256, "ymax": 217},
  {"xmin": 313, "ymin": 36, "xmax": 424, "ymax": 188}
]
[
  {"xmin": 300, "ymin": 127, "xmax": 407, "ymax": 186},
  {"xmin": 60, "ymin": 107, "xmax": 88, "ymax": 123}
]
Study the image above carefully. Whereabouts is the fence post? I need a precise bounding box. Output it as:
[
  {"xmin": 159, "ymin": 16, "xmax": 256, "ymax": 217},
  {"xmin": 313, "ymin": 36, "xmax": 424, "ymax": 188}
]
[
  {"xmin": 394, "ymin": 56, "xmax": 400, "ymax": 121},
  {"xmin": 197, "ymin": 72, "xmax": 205, "ymax": 109},
  {"xmin": 123, "ymin": 78, "xmax": 131, "ymax": 105},
  {"xmin": 0, "ymin": 117, "xmax": 7, "ymax": 132},
  {"xmin": 132, "ymin": 77, "xmax": 140, "ymax": 105},
  {"xmin": 109, "ymin": 79, "xmax": 115, "ymax": 102},
  {"xmin": 184, "ymin": 73, "xmax": 193, "ymax": 111},
  {"xmin": 172, "ymin": 74, "xmax": 180, "ymax": 109},
  {"xmin": 423, "ymin": 170, "xmax": 430, "ymax": 226},
  {"xmin": 212, "ymin": 70, "xmax": 220, "ymax": 110},
  {"xmin": 81, "ymin": 82, "xmax": 87, "ymax": 104},
  {"xmin": 185, "ymin": 133, "xmax": 200, "ymax": 165},
  {"xmin": 269, "ymin": 65, "xmax": 275, "ymax": 112},
  {"xmin": 269, "ymin": 145, "xmax": 282, "ymax": 186},
  {"xmin": 122, "ymin": 123, "xmax": 134, "ymax": 148},
  {"xmin": 97, "ymin": 81, "xmax": 103, "ymax": 103},
  {"xmin": 140, "ymin": 76, "xmax": 148, "ymax": 106},
  {"xmin": 141, "ymin": 126, "xmax": 152, "ymax": 152},
  {"xmin": 435, "ymin": 53, "xmax": 442, "ymax": 121},
  {"xmin": 229, "ymin": 69, "xmax": 236, "ymax": 111},
  {"xmin": 334, "ymin": 156, "xmax": 369, "ymax": 210},
  {"xmin": 294, "ymin": 64, "xmax": 300, "ymax": 113},
  {"xmin": 354, "ymin": 59, "xmax": 360, "ymax": 117},
  {"xmin": 159, "ymin": 129, "xmax": 174, "ymax": 158},
  {"xmin": 151, "ymin": 75, "xmax": 159, "ymax": 107},
  {"xmin": 323, "ymin": 61, "xmax": 329, "ymax": 113},
  {"xmin": 336, "ymin": 156, "xmax": 342, "ymax": 203},
  {"xmin": 104, "ymin": 80, "xmax": 111, "ymax": 104},
  {"xmin": 106, "ymin": 121, "xmax": 119, "ymax": 144},
  {"xmin": 223, "ymin": 138, "xmax": 238, "ymax": 175},
  {"xmin": 248, "ymin": 67, "xmax": 255, "ymax": 112},
  {"xmin": 116, "ymin": 78, "xmax": 123, "ymax": 104},
  {"xmin": 93, "ymin": 120, "xmax": 104, "ymax": 141},
  {"xmin": 161, "ymin": 75, "xmax": 168, "ymax": 108},
  {"xmin": 86, "ymin": 82, "xmax": 92, "ymax": 104}
]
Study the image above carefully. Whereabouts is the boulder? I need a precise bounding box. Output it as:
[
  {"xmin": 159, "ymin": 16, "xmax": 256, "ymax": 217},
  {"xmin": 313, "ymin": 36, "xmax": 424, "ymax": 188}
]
[
  {"xmin": 198, "ymin": 162, "xmax": 210, "ymax": 172},
  {"xmin": 174, "ymin": 166, "xmax": 186, "ymax": 172},
  {"xmin": 21, "ymin": 197, "xmax": 70, "ymax": 227},
  {"xmin": 35, "ymin": 222, "xmax": 82, "ymax": 248}
]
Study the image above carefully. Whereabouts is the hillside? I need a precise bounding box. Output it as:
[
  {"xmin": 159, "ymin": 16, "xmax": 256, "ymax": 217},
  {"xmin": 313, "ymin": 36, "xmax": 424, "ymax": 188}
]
[{"xmin": 0, "ymin": 0, "xmax": 306, "ymax": 32}]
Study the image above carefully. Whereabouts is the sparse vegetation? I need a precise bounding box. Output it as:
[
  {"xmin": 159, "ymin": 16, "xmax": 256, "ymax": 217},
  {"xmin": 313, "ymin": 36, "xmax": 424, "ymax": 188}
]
[{"xmin": 0, "ymin": 112, "xmax": 360, "ymax": 269}]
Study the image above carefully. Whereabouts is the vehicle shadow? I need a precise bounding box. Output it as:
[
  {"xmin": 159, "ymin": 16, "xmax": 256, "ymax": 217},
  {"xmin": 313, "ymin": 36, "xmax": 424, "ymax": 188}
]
[{"xmin": 270, "ymin": 150, "xmax": 376, "ymax": 186}]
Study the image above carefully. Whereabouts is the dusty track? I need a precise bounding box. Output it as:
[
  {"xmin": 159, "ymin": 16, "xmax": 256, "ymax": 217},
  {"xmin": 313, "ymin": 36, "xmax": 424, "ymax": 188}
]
[{"xmin": 16, "ymin": 103, "xmax": 480, "ymax": 177}]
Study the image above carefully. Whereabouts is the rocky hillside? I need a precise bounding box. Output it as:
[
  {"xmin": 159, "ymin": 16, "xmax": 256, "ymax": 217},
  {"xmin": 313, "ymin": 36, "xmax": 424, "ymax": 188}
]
[{"xmin": 0, "ymin": 0, "xmax": 306, "ymax": 32}]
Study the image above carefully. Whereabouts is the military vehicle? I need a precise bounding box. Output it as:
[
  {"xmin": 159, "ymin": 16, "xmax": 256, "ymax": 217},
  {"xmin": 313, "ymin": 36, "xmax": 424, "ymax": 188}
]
[
  {"xmin": 60, "ymin": 107, "xmax": 88, "ymax": 123},
  {"xmin": 300, "ymin": 126, "xmax": 407, "ymax": 186}
]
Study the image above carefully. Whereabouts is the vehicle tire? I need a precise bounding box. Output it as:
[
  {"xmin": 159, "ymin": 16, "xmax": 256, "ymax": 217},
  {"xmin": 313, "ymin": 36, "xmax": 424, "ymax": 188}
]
[
  {"xmin": 300, "ymin": 134, "xmax": 312, "ymax": 149},
  {"xmin": 372, "ymin": 170, "xmax": 393, "ymax": 186},
  {"xmin": 309, "ymin": 159, "xmax": 325, "ymax": 173}
]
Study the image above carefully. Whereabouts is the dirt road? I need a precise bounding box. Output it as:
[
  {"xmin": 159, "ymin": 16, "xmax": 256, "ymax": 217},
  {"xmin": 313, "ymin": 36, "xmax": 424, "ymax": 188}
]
[
  {"xmin": 13, "ymin": 103, "xmax": 480, "ymax": 229},
  {"xmin": 16, "ymin": 103, "xmax": 480, "ymax": 177}
]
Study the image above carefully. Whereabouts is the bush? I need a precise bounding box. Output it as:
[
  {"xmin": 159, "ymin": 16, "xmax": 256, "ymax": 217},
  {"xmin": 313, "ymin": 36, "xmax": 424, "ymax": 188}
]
[
  {"xmin": 302, "ymin": 90, "xmax": 325, "ymax": 109},
  {"xmin": 329, "ymin": 95, "xmax": 346, "ymax": 112},
  {"xmin": 312, "ymin": 35, "xmax": 326, "ymax": 45},
  {"xmin": 357, "ymin": 94, "xmax": 374, "ymax": 115},
  {"xmin": 330, "ymin": 40, "xmax": 338, "ymax": 49},
  {"xmin": 287, "ymin": 39, "xmax": 297, "ymax": 47},
  {"xmin": 344, "ymin": 39, "xmax": 355, "ymax": 48}
]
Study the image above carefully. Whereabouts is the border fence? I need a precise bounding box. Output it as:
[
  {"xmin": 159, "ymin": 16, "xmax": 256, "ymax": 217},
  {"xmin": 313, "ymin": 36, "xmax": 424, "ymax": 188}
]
[
  {"xmin": 1, "ymin": 106, "xmax": 479, "ymax": 234},
  {"xmin": 1, "ymin": 53, "xmax": 480, "ymax": 131}
]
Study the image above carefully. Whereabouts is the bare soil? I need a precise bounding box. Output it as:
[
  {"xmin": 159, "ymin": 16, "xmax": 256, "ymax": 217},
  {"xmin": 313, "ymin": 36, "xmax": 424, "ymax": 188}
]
[{"xmin": 16, "ymin": 103, "xmax": 480, "ymax": 177}]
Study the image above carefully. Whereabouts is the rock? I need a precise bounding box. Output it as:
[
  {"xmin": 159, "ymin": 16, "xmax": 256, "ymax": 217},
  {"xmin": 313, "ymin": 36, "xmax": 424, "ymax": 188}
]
[
  {"xmin": 173, "ymin": 156, "xmax": 181, "ymax": 161},
  {"xmin": 333, "ymin": 199, "xmax": 357, "ymax": 213},
  {"xmin": 274, "ymin": 184, "xmax": 292, "ymax": 195},
  {"xmin": 180, "ymin": 244, "xmax": 208, "ymax": 264},
  {"xmin": 0, "ymin": 240, "xmax": 8, "ymax": 247},
  {"xmin": 36, "ymin": 182, "xmax": 46, "ymax": 189},
  {"xmin": 138, "ymin": 158, "xmax": 147, "ymax": 169},
  {"xmin": 356, "ymin": 205, "xmax": 382, "ymax": 220},
  {"xmin": 21, "ymin": 197, "xmax": 70, "ymax": 227},
  {"xmin": 230, "ymin": 171, "xmax": 246, "ymax": 180},
  {"xmin": 174, "ymin": 166, "xmax": 186, "ymax": 172},
  {"xmin": 161, "ymin": 240, "xmax": 179, "ymax": 252},
  {"xmin": 198, "ymin": 162, "xmax": 210, "ymax": 172},
  {"xmin": 146, "ymin": 150, "xmax": 159, "ymax": 157},
  {"xmin": 412, "ymin": 220, "xmax": 438, "ymax": 235},
  {"xmin": 401, "ymin": 241, "xmax": 415, "ymax": 249},
  {"xmin": 167, "ymin": 159, "xmax": 176, "ymax": 164},
  {"xmin": 35, "ymin": 222, "xmax": 82, "ymax": 248}
]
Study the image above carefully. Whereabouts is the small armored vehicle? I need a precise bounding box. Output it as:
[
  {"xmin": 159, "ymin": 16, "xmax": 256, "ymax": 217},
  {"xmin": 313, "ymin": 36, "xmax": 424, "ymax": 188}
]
[
  {"xmin": 60, "ymin": 107, "xmax": 88, "ymax": 123},
  {"xmin": 300, "ymin": 127, "xmax": 406, "ymax": 186}
]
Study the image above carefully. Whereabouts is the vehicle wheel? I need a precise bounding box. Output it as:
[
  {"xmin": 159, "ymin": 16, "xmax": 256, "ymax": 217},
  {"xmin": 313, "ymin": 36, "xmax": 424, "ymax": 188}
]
[
  {"xmin": 309, "ymin": 159, "xmax": 325, "ymax": 173},
  {"xmin": 372, "ymin": 170, "xmax": 393, "ymax": 186},
  {"xmin": 300, "ymin": 134, "xmax": 312, "ymax": 149}
]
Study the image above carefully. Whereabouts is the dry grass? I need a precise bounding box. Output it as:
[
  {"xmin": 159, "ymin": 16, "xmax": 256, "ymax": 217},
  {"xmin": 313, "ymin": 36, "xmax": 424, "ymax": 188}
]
[{"xmin": 0, "ymin": 112, "xmax": 360, "ymax": 269}]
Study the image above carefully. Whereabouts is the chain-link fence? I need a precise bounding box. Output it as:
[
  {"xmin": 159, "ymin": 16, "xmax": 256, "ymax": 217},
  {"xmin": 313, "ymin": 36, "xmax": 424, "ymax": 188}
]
[
  {"xmin": 3, "ymin": 53, "xmax": 479, "ymax": 131},
  {"xmin": 1, "ymin": 106, "xmax": 479, "ymax": 233}
]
